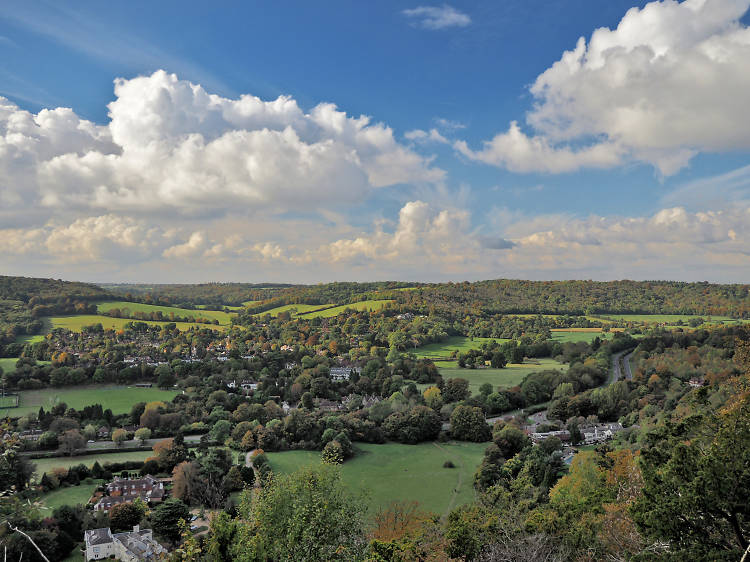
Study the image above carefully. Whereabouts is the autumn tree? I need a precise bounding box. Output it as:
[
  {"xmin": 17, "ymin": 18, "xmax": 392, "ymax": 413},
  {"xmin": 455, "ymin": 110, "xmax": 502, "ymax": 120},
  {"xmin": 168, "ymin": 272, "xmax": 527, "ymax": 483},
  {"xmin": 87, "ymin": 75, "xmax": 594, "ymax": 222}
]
[{"xmin": 111, "ymin": 428, "xmax": 128, "ymax": 447}]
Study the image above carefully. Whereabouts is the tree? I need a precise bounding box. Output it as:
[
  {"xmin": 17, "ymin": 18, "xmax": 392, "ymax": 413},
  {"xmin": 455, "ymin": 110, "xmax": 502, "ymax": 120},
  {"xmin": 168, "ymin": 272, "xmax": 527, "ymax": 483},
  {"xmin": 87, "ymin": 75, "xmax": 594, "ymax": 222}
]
[
  {"xmin": 423, "ymin": 386, "xmax": 443, "ymax": 410},
  {"xmin": 210, "ymin": 420, "xmax": 231, "ymax": 443},
  {"xmin": 59, "ymin": 430, "xmax": 85, "ymax": 456},
  {"xmin": 491, "ymin": 351, "xmax": 507, "ymax": 369},
  {"xmin": 301, "ymin": 391, "xmax": 314, "ymax": 410},
  {"xmin": 321, "ymin": 440, "xmax": 344, "ymax": 464},
  {"xmin": 109, "ymin": 500, "xmax": 146, "ymax": 532},
  {"xmin": 222, "ymin": 466, "xmax": 244, "ymax": 493},
  {"xmin": 450, "ymin": 406, "xmax": 491, "ymax": 442},
  {"xmin": 82, "ymin": 424, "xmax": 97, "ymax": 441},
  {"xmin": 443, "ymin": 378, "xmax": 470, "ymax": 403},
  {"xmin": 134, "ymin": 427, "xmax": 151, "ymax": 445},
  {"xmin": 155, "ymin": 364, "xmax": 176, "ymax": 388},
  {"xmin": 151, "ymin": 498, "xmax": 191, "ymax": 543},
  {"xmin": 111, "ymin": 428, "xmax": 128, "ymax": 447},
  {"xmin": 478, "ymin": 382, "xmax": 493, "ymax": 397},
  {"xmin": 632, "ymin": 396, "xmax": 750, "ymax": 557},
  {"xmin": 237, "ymin": 464, "xmax": 367, "ymax": 560}
]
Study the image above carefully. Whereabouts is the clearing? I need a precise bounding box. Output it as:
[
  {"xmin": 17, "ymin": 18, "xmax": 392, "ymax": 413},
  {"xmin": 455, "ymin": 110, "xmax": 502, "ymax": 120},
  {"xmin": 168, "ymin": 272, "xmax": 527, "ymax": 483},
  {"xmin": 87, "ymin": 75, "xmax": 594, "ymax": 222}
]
[
  {"xmin": 302, "ymin": 300, "xmax": 395, "ymax": 318},
  {"xmin": 266, "ymin": 441, "xmax": 486, "ymax": 516},
  {"xmin": 96, "ymin": 301, "xmax": 235, "ymax": 325},
  {"xmin": 2, "ymin": 384, "xmax": 180, "ymax": 417},
  {"xmin": 253, "ymin": 303, "xmax": 336, "ymax": 317},
  {"xmin": 438, "ymin": 358, "xmax": 568, "ymax": 394},
  {"xmin": 596, "ymin": 313, "xmax": 740, "ymax": 324},
  {"xmin": 35, "ymin": 480, "xmax": 102, "ymax": 510},
  {"xmin": 411, "ymin": 336, "xmax": 507, "ymax": 360}
]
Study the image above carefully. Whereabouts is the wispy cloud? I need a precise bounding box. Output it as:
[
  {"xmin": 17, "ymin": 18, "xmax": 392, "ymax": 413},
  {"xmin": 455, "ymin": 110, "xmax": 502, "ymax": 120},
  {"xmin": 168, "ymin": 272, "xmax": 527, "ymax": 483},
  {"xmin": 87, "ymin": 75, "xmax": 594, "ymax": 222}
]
[
  {"xmin": 0, "ymin": 2, "xmax": 232, "ymax": 97},
  {"xmin": 661, "ymin": 164, "xmax": 750, "ymax": 211},
  {"xmin": 402, "ymin": 4, "xmax": 471, "ymax": 30}
]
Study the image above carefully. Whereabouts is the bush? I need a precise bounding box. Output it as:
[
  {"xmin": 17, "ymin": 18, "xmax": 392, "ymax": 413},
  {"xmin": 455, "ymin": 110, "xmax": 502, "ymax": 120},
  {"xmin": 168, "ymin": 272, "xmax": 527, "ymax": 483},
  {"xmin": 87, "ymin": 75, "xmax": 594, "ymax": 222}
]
[{"xmin": 443, "ymin": 461, "xmax": 455, "ymax": 468}]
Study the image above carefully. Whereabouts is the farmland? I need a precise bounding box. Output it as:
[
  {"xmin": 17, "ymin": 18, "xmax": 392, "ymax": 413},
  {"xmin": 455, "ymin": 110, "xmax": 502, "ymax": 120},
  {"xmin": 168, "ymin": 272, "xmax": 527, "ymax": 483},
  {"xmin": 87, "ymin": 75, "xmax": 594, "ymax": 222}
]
[
  {"xmin": 1, "ymin": 384, "xmax": 180, "ymax": 417},
  {"xmin": 48, "ymin": 314, "xmax": 227, "ymax": 332},
  {"xmin": 411, "ymin": 336, "xmax": 506, "ymax": 360},
  {"xmin": 304, "ymin": 300, "xmax": 395, "ymax": 318},
  {"xmin": 31, "ymin": 451, "xmax": 153, "ymax": 479},
  {"xmin": 597, "ymin": 313, "xmax": 741, "ymax": 324},
  {"xmin": 550, "ymin": 329, "xmax": 615, "ymax": 343},
  {"xmin": 253, "ymin": 303, "xmax": 336, "ymax": 317},
  {"xmin": 438, "ymin": 358, "xmax": 568, "ymax": 394},
  {"xmin": 96, "ymin": 301, "xmax": 235, "ymax": 325},
  {"xmin": 266, "ymin": 441, "xmax": 486, "ymax": 516}
]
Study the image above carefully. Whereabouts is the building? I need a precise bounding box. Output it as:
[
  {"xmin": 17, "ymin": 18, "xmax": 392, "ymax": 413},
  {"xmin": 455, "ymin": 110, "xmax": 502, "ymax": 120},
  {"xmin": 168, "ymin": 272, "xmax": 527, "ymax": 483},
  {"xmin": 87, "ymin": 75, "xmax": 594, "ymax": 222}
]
[
  {"xmin": 330, "ymin": 366, "xmax": 362, "ymax": 381},
  {"xmin": 85, "ymin": 526, "xmax": 167, "ymax": 561},
  {"xmin": 688, "ymin": 377, "xmax": 705, "ymax": 388},
  {"xmin": 581, "ymin": 422, "xmax": 624, "ymax": 445},
  {"xmin": 240, "ymin": 380, "xmax": 259, "ymax": 391},
  {"xmin": 94, "ymin": 475, "xmax": 164, "ymax": 512}
]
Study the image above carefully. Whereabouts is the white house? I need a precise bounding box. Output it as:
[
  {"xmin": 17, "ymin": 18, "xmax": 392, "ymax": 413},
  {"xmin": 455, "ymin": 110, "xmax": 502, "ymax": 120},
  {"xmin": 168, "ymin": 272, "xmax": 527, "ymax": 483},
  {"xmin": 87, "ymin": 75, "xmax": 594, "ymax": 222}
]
[{"xmin": 85, "ymin": 526, "xmax": 167, "ymax": 561}]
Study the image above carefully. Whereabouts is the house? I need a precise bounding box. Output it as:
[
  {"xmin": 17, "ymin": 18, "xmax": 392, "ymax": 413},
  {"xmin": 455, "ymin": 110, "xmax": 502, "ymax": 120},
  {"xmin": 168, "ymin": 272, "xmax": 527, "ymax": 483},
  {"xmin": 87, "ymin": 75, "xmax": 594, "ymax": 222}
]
[
  {"xmin": 94, "ymin": 476, "xmax": 164, "ymax": 511},
  {"xmin": 688, "ymin": 377, "xmax": 705, "ymax": 388},
  {"xmin": 529, "ymin": 430, "xmax": 571, "ymax": 444},
  {"xmin": 330, "ymin": 366, "xmax": 361, "ymax": 381},
  {"xmin": 284, "ymin": 362, "xmax": 298, "ymax": 370},
  {"xmin": 240, "ymin": 380, "xmax": 259, "ymax": 391},
  {"xmin": 134, "ymin": 383, "xmax": 153, "ymax": 388},
  {"xmin": 85, "ymin": 526, "xmax": 167, "ymax": 561},
  {"xmin": 97, "ymin": 427, "xmax": 110, "ymax": 439},
  {"xmin": 317, "ymin": 399, "xmax": 344, "ymax": 412},
  {"xmin": 18, "ymin": 429, "xmax": 44, "ymax": 441},
  {"xmin": 581, "ymin": 422, "xmax": 624, "ymax": 445}
]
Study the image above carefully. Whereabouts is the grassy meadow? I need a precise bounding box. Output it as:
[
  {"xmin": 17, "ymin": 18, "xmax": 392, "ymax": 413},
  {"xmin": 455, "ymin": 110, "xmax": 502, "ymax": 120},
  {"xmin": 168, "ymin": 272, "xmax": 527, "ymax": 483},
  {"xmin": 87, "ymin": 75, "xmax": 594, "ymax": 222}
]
[
  {"xmin": 1, "ymin": 384, "xmax": 180, "ymax": 417},
  {"xmin": 411, "ymin": 336, "xmax": 507, "ymax": 360},
  {"xmin": 438, "ymin": 358, "xmax": 567, "ymax": 394},
  {"xmin": 96, "ymin": 301, "xmax": 235, "ymax": 325},
  {"xmin": 48, "ymin": 314, "xmax": 226, "ymax": 332},
  {"xmin": 35, "ymin": 480, "xmax": 102, "ymax": 510},
  {"xmin": 304, "ymin": 300, "xmax": 395, "ymax": 318},
  {"xmin": 253, "ymin": 303, "xmax": 336, "ymax": 317},
  {"xmin": 266, "ymin": 441, "xmax": 486, "ymax": 516},
  {"xmin": 597, "ymin": 313, "xmax": 740, "ymax": 323},
  {"xmin": 31, "ymin": 451, "xmax": 153, "ymax": 480}
]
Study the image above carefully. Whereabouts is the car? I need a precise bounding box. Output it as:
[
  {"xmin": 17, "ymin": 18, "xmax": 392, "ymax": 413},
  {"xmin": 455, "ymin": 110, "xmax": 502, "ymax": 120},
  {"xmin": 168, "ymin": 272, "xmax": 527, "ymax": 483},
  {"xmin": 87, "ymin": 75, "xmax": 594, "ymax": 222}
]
[{"xmin": 87, "ymin": 440, "xmax": 95, "ymax": 443}]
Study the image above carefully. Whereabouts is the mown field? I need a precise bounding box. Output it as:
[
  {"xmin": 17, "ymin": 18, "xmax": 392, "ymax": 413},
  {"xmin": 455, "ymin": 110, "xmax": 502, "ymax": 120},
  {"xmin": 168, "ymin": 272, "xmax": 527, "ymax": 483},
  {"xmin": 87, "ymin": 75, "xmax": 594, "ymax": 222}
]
[
  {"xmin": 411, "ymin": 336, "xmax": 506, "ymax": 360},
  {"xmin": 266, "ymin": 441, "xmax": 486, "ymax": 516},
  {"xmin": 14, "ymin": 334, "xmax": 46, "ymax": 345},
  {"xmin": 31, "ymin": 450, "xmax": 153, "ymax": 479},
  {"xmin": 96, "ymin": 301, "xmax": 235, "ymax": 325},
  {"xmin": 48, "ymin": 314, "xmax": 227, "ymax": 332},
  {"xmin": 438, "ymin": 358, "xmax": 568, "ymax": 394},
  {"xmin": 2, "ymin": 384, "xmax": 180, "ymax": 417},
  {"xmin": 598, "ymin": 313, "xmax": 740, "ymax": 323},
  {"xmin": 550, "ymin": 329, "xmax": 615, "ymax": 343},
  {"xmin": 35, "ymin": 480, "xmax": 102, "ymax": 511}
]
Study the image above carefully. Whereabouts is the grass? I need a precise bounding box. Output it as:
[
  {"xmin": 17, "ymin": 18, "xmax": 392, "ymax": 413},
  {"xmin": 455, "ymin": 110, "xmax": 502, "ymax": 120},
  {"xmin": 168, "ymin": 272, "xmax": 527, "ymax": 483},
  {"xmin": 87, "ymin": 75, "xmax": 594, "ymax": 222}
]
[
  {"xmin": 0, "ymin": 357, "xmax": 50, "ymax": 374},
  {"xmin": 597, "ymin": 313, "xmax": 740, "ymax": 323},
  {"xmin": 253, "ymin": 303, "xmax": 336, "ymax": 317},
  {"xmin": 61, "ymin": 546, "xmax": 85, "ymax": 561},
  {"xmin": 305, "ymin": 300, "xmax": 395, "ymax": 318},
  {"xmin": 36, "ymin": 480, "xmax": 102, "ymax": 510},
  {"xmin": 49, "ymin": 314, "xmax": 227, "ymax": 332},
  {"xmin": 14, "ymin": 334, "xmax": 46, "ymax": 345},
  {"xmin": 0, "ymin": 395, "xmax": 18, "ymax": 407},
  {"xmin": 31, "ymin": 450, "xmax": 153, "ymax": 480},
  {"xmin": 2, "ymin": 384, "xmax": 180, "ymax": 417},
  {"xmin": 267, "ymin": 441, "xmax": 486, "ymax": 516},
  {"xmin": 439, "ymin": 358, "xmax": 568, "ymax": 394},
  {"xmin": 96, "ymin": 301, "xmax": 235, "ymax": 325},
  {"xmin": 550, "ymin": 330, "xmax": 614, "ymax": 343},
  {"xmin": 411, "ymin": 336, "xmax": 507, "ymax": 360}
]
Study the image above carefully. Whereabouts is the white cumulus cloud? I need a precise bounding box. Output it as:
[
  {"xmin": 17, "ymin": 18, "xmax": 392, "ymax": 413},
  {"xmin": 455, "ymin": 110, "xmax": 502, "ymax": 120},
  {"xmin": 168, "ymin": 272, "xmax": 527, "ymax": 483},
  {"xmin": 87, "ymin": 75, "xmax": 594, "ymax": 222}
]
[{"xmin": 460, "ymin": 0, "xmax": 750, "ymax": 175}]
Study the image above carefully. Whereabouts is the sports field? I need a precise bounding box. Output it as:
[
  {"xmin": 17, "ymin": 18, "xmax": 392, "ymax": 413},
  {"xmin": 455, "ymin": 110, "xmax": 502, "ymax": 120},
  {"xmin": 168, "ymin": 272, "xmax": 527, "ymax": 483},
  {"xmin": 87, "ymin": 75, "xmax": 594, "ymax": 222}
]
[
  {"xmin": 439, "ymin": 358, "xmax": 568, "ymax": 394},
  {"xmin": 49, "ymin": 314, "xmax": 226, "ymax": 332},
  {"xmin": 96, "ymin": 301, "xmax": 235, "ymax": 325},
  {"xmin": 1, "ymin": 384, "xmax": 180, "ymax": 417},
  {"xmin": 411, "ymin": 336, "xmax": 507, "ymax": 360},
  {"xmin": 266, "ymin": 441, "xmax": 486, "ymax": 516},
  {"xmin": 32, "ymin": 451, "xmax": 153, "ymax": 480}
]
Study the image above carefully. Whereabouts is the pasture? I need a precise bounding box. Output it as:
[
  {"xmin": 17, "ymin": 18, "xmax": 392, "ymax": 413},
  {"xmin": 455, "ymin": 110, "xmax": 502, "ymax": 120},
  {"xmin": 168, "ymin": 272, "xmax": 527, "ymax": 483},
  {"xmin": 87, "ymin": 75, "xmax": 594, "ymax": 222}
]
[
  {"xmin": 14, "ymin": 334, "xmax": 46, "ymax": 345},
  {"xmin": 96, "ymin": 301, "xmax": 235, "ymax": 325},
  {"xmin": 253, "ymin": 303, "xmax": 336, "ymax": 317},
  {"xmin": 266, "ymin": 441, "xmax": 486, "ymax": 516},
  {"xmin": 302, "ymin": 300, "xmax": 395, "ymax": 318},
  {"xmin": 411, "ymin": 336, "xmax": 506, "ymax": 360},
  {"xmin": 2, "ymin": 384, "xmax": 180, "ymax": 417},
  {"xmin": 597, "ymin": 313, "xmax": 740, "ymax": 324},
  {"xmin": 0, "ymin": 357, "xmax": 19, "ymax": 373},
  {"xmin": 31, "ymin": 450, "xmax": 153, "ymax": 480},
  {"xmin": 439, "ymin": 358, "xmax": 568, "ymax": 394},
  {"xmin": 550, "ymin": 329, "xmax": 614, "ymax": 343},
  {"xmin": 48, "ymin": 314, "xmax": 226, "ymax": 332}
]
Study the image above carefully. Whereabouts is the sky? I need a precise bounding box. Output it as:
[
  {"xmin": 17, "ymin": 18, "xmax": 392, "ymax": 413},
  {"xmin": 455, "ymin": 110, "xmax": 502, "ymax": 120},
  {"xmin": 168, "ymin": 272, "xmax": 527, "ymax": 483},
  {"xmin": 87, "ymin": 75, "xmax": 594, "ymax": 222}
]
[{"xmin": 1, "ymin": 0, "xmax": 750, "ymax": 284}]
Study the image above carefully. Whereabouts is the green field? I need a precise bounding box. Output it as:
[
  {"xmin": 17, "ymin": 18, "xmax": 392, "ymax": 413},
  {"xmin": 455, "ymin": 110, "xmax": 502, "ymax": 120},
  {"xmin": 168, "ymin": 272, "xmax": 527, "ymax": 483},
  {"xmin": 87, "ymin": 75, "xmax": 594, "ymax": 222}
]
[
  {"xmin": 304, "ymin": 300, "xmax": 395, "ymax": 318},
  {"xmin": 14, "ymin": 334, "xmax": 46, "ymax": 345},
  {"xmin": 1, "ymin": 384, "xmax": 180, "ymax": 417},
  {"xmin": 49, "ymin": 314, "xmax": 226, "ymax": 332},
  {"xmin": 0, "ymin": 357, "xmax": 50, "ymax": 374},
  {"xmin": 439, "ymin": 358, "xmax": 568, "ymax": 394},
  {"xmin": 550, "ymin": 330, "xmax": 614, "ymax": 343},
  {"xmin": 31, "ymin": 450, "xmax": 153, "ymax": 479},
  {"xmin": 253, "ymin": 303, "xmax": 336, "ymax": 317},
  {"xmin": 36, "ymin": 480, "xmax": 102, "ymax": 510},
  {"xmin": 598, "ymin": 314, "xmax": 740, "ymax": 323},
  {"xmin": 267, "ymin": 441, "xmax": 486, "ymax": 516},
  {"xmin": 412, "ymin": 336, "xmax": 506, "ymax": 360},
  {"xmin": 96, "ymin": 301, "xmax": 235, "ymax": 325}
]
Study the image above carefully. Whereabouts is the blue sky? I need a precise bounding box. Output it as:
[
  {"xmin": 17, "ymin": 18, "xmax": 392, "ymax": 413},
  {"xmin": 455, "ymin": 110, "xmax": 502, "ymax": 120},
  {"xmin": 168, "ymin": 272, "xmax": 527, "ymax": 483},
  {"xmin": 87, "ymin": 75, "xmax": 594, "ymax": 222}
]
[{"xmin": 1, "ymin": 0, "xmax": 750, "ymax": 283}]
